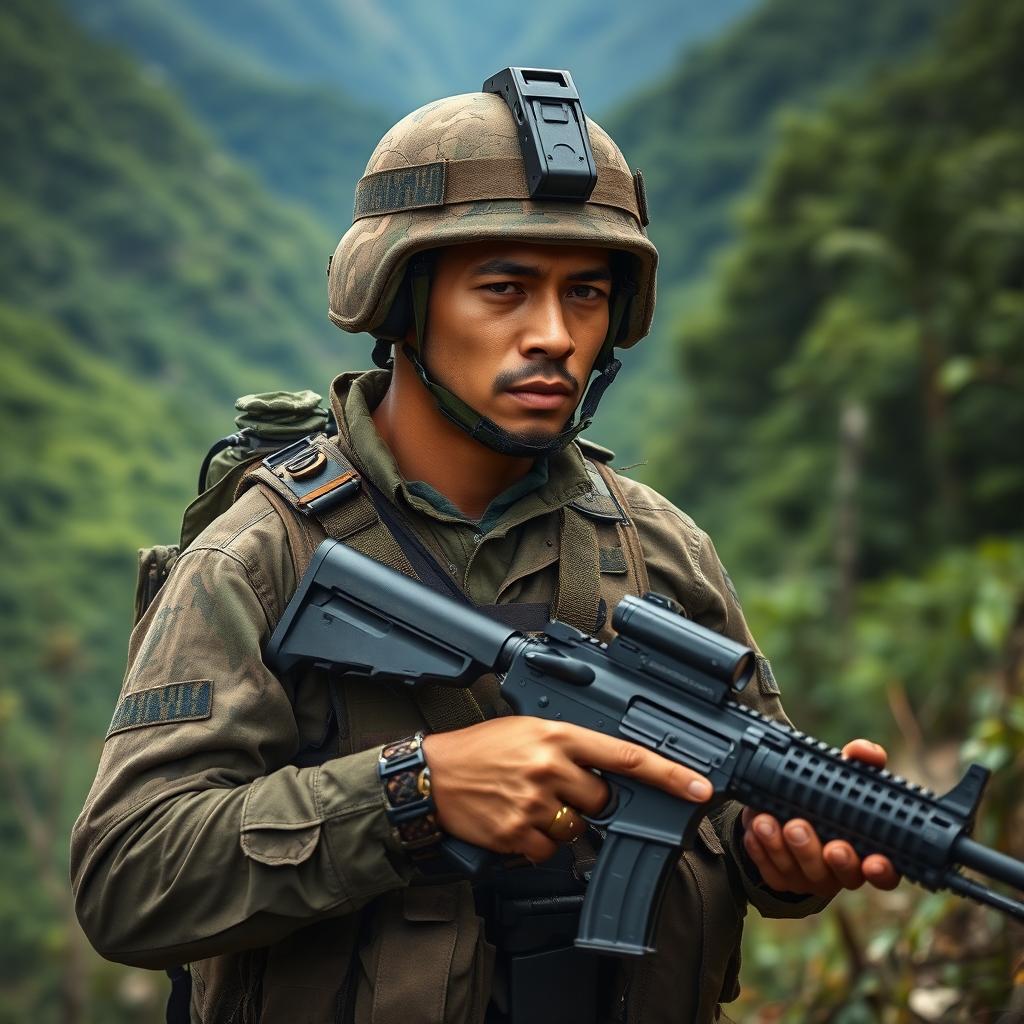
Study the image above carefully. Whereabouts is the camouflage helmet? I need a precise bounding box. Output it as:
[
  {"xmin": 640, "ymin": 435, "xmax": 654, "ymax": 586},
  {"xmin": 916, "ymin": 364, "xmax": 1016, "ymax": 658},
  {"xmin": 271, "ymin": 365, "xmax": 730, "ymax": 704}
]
[{"xmin": 327, "ymin": 91, "xmax": 658, "ymax": 348}]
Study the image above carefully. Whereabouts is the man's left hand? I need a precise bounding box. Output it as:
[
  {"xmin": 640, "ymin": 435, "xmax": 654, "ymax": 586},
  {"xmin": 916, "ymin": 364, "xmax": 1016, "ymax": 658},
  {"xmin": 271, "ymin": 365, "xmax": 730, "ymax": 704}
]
[{"xmin": 740, "ymin": 738, "xmax": 902, "ymax": 898}]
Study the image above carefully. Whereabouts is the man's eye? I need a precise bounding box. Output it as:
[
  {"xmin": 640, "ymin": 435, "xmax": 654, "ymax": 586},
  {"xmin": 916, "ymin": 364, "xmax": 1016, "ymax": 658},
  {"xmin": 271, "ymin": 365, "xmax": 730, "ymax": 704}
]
[
  {"xmin": 569, "ymin": 285, "xmax": 603, "ymax": 299},
  {"xmin": 484, "ymin": 282, "xmax": 519, "ymax": 295}
]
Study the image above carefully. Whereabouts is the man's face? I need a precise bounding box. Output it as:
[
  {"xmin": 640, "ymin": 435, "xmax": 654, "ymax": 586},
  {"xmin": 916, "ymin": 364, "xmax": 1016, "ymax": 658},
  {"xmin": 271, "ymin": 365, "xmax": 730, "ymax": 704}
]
[{"xmin": 420, "ymin": 241, "xmax": 612, "ymax": 445}]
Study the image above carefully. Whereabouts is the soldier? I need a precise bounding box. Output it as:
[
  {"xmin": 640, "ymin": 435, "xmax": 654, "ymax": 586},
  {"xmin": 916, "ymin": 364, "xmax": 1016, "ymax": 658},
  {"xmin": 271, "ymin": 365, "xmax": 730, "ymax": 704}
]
[{"xmin": 71, "ymin": 71, "xmax": 898, "ymax": 1024}]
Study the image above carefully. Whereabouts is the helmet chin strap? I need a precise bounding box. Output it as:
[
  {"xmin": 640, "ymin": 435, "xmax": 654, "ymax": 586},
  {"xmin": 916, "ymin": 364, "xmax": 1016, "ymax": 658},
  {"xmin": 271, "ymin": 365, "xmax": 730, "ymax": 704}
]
[{"xmin": 403, "ymin": 258, "xmax": 632, "ymax": 459}]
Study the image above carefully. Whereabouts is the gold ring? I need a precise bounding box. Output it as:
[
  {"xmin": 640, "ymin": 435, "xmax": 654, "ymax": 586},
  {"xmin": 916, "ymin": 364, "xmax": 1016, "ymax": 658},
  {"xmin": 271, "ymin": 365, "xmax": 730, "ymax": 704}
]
[{"xmin": 546, "ymin": 805, "xmax": 585, "ymax": 843}]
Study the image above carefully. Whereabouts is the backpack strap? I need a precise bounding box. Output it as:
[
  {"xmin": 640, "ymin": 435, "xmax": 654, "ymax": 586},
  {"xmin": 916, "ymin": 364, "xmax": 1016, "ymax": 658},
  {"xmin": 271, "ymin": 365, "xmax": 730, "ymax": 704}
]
[{"xmin": 239, "ymin": 434, "xmax": 415, "ymax": 575}]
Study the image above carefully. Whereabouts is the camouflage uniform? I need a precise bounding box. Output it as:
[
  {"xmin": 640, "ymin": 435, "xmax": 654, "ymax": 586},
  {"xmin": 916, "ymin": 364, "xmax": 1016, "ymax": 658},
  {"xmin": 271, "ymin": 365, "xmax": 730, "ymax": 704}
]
[
  {"xmin": 72, "ymin": 372, "xmax": 825, "ymax": 1023},
  {"xmin": 72, "ymin": 86, "xmax": 827, "ymax": 1023}
]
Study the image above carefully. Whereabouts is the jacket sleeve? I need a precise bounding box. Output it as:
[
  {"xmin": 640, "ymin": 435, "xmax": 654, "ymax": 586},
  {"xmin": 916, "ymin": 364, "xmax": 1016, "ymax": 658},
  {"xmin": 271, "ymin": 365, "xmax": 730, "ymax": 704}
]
[
  {"xmin": 625, "ymin": 484, "xmax": 831, "ymax": 921},
  {"xmin": 70, "ymin": 491, "xmax": 413, "ymax": 969}
]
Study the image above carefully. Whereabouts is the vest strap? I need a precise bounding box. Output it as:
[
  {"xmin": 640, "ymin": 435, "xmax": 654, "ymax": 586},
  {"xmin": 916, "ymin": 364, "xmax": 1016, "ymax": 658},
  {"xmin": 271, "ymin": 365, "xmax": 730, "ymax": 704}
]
[
  {"xmin": 592, "ymin": 460, "xmax": 650, "ymax": 598},
  {"xmin": 554, "ymin": 505, "xmax": 603, "ymax": 634}
]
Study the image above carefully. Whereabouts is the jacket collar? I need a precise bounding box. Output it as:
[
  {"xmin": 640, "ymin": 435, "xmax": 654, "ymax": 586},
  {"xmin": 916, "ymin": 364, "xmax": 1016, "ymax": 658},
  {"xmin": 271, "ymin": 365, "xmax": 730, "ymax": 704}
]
[{"xmin": 328, "ymin": 370, "xmax": 593, "ymax": 529}]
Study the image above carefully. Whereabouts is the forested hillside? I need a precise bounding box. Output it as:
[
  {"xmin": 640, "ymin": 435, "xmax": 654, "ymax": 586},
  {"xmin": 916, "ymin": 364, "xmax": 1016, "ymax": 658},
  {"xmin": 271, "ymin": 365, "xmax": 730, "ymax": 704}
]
[
  {"xmin": 658, "ymin": 0, "xmax": 1024, "ymax": 585},
  {"xmin": 0, "ymin": 2, "xmax": 344, "ymax": 1018},
  {"xmin": 605, "ymin": 0, "xmax": 955, "ymax": 287},
  {"xmin": 2, "ymin": 0, "xmax": 1021, "ymax": 1018},
  {"xmin": 657, "ymin": 0, "xmax": 1024, "ymax": 1014},
  {"xmin": 70, "ymin": 0, "xmax": 754, "ymax": 115},
  {"xmin": 63, "ymin": 0, "xmax": 387, "ymax": 223},
  {"xmin": 595, "ymin": 0, "xmax": 956, "ymax": 463}
]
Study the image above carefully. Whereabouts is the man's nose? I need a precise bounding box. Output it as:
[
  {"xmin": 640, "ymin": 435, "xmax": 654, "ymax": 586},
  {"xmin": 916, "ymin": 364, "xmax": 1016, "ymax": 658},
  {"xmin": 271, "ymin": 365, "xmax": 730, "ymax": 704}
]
[{"xmin": 520, "ymin": 289, "xmax": 575, "ymax": 360}]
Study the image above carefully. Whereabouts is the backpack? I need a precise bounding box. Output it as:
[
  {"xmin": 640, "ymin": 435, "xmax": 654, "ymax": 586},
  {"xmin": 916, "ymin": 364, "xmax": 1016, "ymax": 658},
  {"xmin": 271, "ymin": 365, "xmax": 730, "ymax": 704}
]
[{"xmin": 134, "ymin": 389, "xmax": 331, "ymax": 626}]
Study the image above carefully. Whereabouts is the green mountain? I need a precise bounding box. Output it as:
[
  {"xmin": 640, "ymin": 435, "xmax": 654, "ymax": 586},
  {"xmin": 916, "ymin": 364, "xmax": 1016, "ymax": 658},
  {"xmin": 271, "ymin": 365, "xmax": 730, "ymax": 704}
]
[
  {"xmin": 591, "ymin": 0, "xmax": 958, "ymax": 465},
  {"xmin": 70, "ymin": 0, "xmax": 756, "ymax": 116},
  {"xmin": 0, "ymin": 4, "xmax": 351, "ymax": 1016},
  {"xmin": 63, "ymin": 0, "xmax": 388, "ymax": 225},
  {"xmin": 0, "ymin": 3, "xmax": 344, "ymax": 401}
]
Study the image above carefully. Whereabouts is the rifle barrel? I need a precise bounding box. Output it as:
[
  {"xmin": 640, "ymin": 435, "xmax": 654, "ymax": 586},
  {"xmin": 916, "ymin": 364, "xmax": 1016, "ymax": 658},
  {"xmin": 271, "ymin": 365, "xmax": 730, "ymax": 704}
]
[{"xmin": 953, "ymin": 834, "xmax": 1024, "ymax": 891}]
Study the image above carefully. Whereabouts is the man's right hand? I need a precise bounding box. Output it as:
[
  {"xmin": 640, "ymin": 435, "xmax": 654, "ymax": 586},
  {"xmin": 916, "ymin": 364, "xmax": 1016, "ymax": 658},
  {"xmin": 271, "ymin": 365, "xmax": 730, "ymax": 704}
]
[{"xmin": 421, "ymin": 717, "xmax": 714, "ymax": 863}]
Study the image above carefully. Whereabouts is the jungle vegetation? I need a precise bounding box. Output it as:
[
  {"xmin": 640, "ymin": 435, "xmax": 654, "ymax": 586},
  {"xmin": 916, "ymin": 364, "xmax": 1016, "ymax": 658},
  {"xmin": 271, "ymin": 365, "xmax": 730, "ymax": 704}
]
[{"xmin": 0, "ymin": 0, "xmax": 1020, "ymax": 1019}]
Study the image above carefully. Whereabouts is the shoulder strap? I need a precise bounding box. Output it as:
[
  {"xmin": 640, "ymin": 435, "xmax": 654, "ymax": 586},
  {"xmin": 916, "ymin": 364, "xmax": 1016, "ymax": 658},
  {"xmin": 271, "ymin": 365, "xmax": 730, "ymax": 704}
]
[
  {"xmin": 255, "ymin": 484, "xmax": 322, "ymax": 583},
  {"xmin": 563, "ymin": 458, "xmax": 651, "ymax": 635},
  {"xmin": 555, "ymin": 504, "xmax": 603, "ymax": 633},
  {"xmin": 590, "ymin": 459, "xmax": 650, "ymax": 596},
  {"xmin": 242, "ymin": 434, "xmax": 415, "ymax": 574}
]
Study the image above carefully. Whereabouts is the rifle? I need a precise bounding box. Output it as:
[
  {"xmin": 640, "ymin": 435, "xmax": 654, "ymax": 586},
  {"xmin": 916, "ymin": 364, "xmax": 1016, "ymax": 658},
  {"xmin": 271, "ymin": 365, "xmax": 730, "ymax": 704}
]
[{"xmin": 266, "ymin": 539, "xmax": 1024, "ymax": 956}]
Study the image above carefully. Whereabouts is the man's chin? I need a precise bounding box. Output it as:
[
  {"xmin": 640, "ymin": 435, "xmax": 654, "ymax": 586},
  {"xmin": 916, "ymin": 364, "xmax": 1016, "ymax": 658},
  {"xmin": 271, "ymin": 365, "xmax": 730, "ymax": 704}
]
[
  {"xmin": 511, "ymin": 426, "xmax": 561, "ymax": 446},
  {"xmin": 488, "ymin": 418, "xmax": 573, "ymax": 452}
]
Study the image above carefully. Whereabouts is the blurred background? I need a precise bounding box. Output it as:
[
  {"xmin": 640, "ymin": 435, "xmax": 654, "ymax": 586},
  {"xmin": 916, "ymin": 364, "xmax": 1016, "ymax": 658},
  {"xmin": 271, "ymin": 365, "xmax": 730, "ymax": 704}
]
[{"xmin": 1, "ymin": 0, "xmax": 1022, "ymax": 1020}]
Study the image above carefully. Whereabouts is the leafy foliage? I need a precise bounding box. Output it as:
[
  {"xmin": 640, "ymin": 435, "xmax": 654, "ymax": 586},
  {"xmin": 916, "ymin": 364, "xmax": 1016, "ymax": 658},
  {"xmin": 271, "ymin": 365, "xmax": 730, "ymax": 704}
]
[
  {"xmin": 0, "ymin": 1, "xmax": 350, "ymax": 1018},
  {"xmin": 642, "ymin": 0, "xmax": 1024, "ymax": 1013},
  {"xmin": 655, "ymin": 0, "xmax": 1024, "ymax": 582},
  {"xmin": 734, "ymin": 539, "xmax": 1024, "ymax": 1019},
  {"xmin": 594, "ymin": 0, "xmax": 955, "ymax": 466}
]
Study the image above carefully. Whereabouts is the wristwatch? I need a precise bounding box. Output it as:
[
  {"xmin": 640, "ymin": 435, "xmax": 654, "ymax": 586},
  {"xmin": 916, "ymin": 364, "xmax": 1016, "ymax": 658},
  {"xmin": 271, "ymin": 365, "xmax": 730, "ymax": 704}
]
[{"xmin": 378, "ymin": 732, "xmax": 444, "ymax": 860}]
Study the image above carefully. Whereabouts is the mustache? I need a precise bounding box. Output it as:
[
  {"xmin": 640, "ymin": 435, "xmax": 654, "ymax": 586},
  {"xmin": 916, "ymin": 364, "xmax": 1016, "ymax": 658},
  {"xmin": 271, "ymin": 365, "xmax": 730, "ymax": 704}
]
[{"xmin": 492, "ymin": 362, "xmax": 579, "ymax": 396}]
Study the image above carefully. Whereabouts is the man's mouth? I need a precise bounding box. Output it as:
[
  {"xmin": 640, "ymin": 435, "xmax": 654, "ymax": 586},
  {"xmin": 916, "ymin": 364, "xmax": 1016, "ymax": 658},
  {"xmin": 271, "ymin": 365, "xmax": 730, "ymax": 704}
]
[{"xmin": 506, "ymin": 379, "xmax": 574, "ymax": 410}]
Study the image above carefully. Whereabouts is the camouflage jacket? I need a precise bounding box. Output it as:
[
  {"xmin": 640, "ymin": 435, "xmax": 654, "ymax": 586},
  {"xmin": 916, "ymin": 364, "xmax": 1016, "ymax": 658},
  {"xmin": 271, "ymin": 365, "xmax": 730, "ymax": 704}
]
[{"xmin": 71, "ymin": 371, "xmax": 826, "ymax": 1024}]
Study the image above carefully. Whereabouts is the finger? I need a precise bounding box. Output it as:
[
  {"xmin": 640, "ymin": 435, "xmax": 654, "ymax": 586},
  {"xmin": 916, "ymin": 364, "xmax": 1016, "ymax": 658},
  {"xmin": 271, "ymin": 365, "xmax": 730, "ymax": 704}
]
[
  {"xmin": 556, "ymin": 765, "xmax": 613, "ymax": 818},
  {"xmin": 557, "ymin": 723, "xmax": 713, "ymax": 802},
  {"xmin": 521, "ymin": 830, "xmax": 562, "ymax": 864},
  {"xmin": 749, "ymin": 814, "xmax": 802, "ymax": 880},
  {"xmin": 862, "ymin": 854, "xmax": 901, "ymax": 890},
  {"xmin": 841, "ymin": 738, "xmax": 887, "ymax": 767},
  {"xmin": 781, "ymin": 819, "xmax": 831, "ymax": 887},
  {"xmin": 822, "ymin": 840, "xmax": 865, "ymax": 890},
  {"xmin": 743, "ymin": 826, "xmax": 794, "ymax": 892}
]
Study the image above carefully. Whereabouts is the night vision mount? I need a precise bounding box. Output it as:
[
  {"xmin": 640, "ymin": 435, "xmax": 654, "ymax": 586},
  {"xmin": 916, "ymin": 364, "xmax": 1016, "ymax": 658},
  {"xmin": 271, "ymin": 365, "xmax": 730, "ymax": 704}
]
[{"xmin": 482, "ymin": 67, "xmax": 597, "ymax": 201}]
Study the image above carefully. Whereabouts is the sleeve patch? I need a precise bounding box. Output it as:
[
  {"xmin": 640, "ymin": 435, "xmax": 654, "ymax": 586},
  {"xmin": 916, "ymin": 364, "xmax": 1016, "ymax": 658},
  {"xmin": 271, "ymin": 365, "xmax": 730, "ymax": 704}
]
[{"xmin": 106, "ymin": 680, "xmax": 213, "ymax": 737}]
